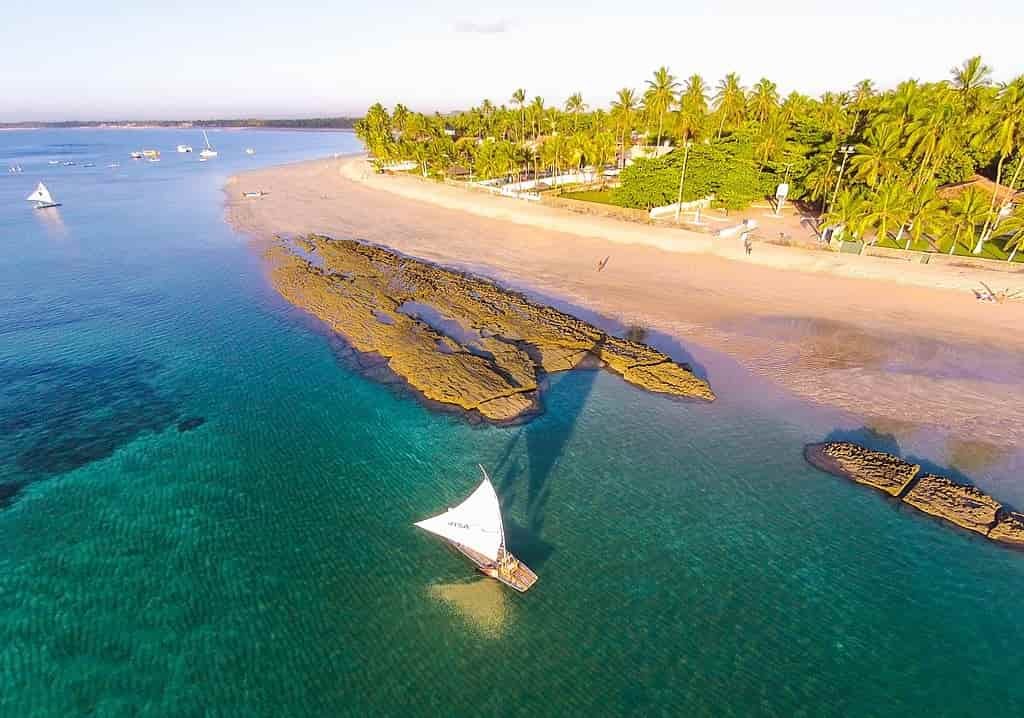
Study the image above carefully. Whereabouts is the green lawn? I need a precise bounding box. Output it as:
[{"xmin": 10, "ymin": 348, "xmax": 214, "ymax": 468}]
[
  {"xmin": 562, "ymin": 189, "xmax": 617, "ymax": 205},
  {"xmin": 874, "ymin": 233, "xmax": 1022, "ymax": 263}
]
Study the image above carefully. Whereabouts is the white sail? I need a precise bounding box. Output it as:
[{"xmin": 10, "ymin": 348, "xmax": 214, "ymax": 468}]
[
  {"xmin": 415, "ymin": 474, "xmax": 505, "ymax": 562},
  {"xmin": 25, "ymin": 182, "xmax": 53, "ymax": 204},
  {"xmin": 203, "ymin": 130, "xmax": 214, "ymax": 150}
]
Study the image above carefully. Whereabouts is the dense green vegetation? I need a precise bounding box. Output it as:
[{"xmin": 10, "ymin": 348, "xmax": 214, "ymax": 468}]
[{"xmin": 356, "ymin": 56, "xmax": 1024, "ymax": 260}]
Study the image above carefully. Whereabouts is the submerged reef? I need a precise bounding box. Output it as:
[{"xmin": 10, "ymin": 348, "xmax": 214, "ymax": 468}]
[
  {"xmin": 804, "ymin": 442, "xmax": 1024, "ymax": 547},
  {"xmin": 265, "ymin": 235, "xmax": 714, "ymax": 422}
]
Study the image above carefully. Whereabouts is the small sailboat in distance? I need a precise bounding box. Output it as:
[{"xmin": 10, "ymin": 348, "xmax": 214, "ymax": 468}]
[
  {"xmin": 26, "ymin": 182, "xmax": 60, "ymax": 209},
  {"xmin": 415, "ymin": 466, "xmax": 538, "ymax": 593},
  {"xmin": 199, "ymin": 130, "xmax": 218, "ymax": 158}
]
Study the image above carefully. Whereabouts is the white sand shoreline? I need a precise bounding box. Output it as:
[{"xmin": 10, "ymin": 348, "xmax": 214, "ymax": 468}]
[{"xmin": 225, "ymin": 154, "xmax": 1024, "ymax": 454}]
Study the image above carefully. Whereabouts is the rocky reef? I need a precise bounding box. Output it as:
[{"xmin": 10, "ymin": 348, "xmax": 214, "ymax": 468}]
[
  {"xmin": 265, "ymin": 235, "xmax": 714, "ymax": 422},
  {"xmin": 804, "ymin": 442, "xmax": 1024, "ymax": 548}
]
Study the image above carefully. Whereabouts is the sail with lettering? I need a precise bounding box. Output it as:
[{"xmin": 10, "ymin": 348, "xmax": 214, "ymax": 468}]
[
  {"xmin": 415, "ymin": 475, "xmax": 505, "ymax": 561},
  {"xmin": 414, "ymin": 466, "xmax": 538, "ymax": 592},
  {"xmin": 25, "ymin": 182, "xmax": 59, "ymax": 209}
]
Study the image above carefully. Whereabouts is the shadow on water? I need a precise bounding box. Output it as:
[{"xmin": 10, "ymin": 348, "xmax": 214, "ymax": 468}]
[
  {"xmin": 0, "ymin": 357, "xmax": 182, "ymax": 507},
  {"xmin": 493, "ymin": 338, "xmax": 606, "ymax": 569}
]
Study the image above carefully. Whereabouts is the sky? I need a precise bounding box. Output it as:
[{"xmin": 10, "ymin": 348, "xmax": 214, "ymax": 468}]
[{"xmin": 1, "ymin": 1, "xmax": 1022, "ymax": 121}]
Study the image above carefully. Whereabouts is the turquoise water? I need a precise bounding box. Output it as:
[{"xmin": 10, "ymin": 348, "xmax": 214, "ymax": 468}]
[{"xmin": 2, "ymin": 130, "xmax": 1024, "ymax": 717}]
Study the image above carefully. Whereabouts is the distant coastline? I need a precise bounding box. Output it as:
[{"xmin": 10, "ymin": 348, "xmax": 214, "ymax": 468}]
[{"xmin": 0, "ymin": 117, "xmax": 360, "ymax": 131}]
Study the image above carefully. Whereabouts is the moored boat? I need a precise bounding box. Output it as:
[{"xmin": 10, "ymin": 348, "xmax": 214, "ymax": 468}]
[
  {"xmin": 199, "ymin": 130, "xmax": 218, "ymax": 158},
  {"xmin": 415, "ymin": 466, "xmax": 538, "ymax": 593},
  {"xmin": 177, "ymin": 144, "xmax": 193, "ymax": 153}
]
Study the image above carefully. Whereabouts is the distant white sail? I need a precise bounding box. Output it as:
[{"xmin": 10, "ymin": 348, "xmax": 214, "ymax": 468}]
[
  {"xmin": 415, "ymin": 476, "xmax": 505, "ymax": 562},
  {"xmin": 26, "ymin": 182, "xmax": 54, "ymax": 205}
]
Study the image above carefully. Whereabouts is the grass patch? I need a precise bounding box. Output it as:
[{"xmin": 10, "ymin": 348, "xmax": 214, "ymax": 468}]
[
  {"xmin": 874, "ymin": 234, "xmax": 1023, "ymax": 263},
  {"xmin": 562, "ymin": 189, "xmax": 617, "ymax": 205}
]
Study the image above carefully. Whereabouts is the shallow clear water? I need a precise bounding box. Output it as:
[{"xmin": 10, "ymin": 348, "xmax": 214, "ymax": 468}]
[{"xmin": 2, "ymin": 129, "xmax": 1023, "ymax": 717}]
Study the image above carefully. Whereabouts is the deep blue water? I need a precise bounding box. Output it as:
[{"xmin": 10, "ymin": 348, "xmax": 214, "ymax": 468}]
[{"xmin": 2, "ymin": 129, "xmax": 1024, "ymax": 717}]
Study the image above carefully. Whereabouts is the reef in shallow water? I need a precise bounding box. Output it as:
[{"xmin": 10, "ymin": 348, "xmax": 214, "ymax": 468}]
[
  {"xmin": 804, "ymin": 441, "xmax": 1024, "ymax": 547},
  {"xmin": 265, "ymin": 235, "xmax": 714, "ymax": 422}
]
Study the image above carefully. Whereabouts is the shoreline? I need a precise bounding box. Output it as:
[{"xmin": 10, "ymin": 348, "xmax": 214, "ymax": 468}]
[{"xmin": 225, "ymin": 154, "xmax": 1024, "ymax": 452}]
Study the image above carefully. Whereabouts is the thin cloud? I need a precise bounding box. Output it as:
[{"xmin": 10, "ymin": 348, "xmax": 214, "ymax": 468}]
[{"xmin": 454, "ymin": 19, "xmax": 509, "ymax": 34}]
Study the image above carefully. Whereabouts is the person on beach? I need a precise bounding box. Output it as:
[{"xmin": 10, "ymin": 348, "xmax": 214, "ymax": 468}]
[{"xmin": 743, "ymin": 234, "xmax": 753, "ymax": 256}]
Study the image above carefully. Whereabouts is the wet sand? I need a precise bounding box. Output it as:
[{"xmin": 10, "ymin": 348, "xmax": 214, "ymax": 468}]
[{"xmin": 225, "ymin": 156, "xmax": 1024, "ymax": 450}]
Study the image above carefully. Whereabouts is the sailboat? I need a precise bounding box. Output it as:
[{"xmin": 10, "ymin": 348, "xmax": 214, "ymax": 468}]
[
  {"xmin": 199, "ymin": 130, "xmax": 218, "ymax": 158},
  {"xmin": 415, "ymin": 466, "xmax": 538, "ymax": 593},
  {"xmin": 26, "ymin": 182, "xmax": 60, "ymax": 209}
]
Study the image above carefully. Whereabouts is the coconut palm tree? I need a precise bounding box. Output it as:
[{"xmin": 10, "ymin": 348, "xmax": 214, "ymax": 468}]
[
  {"xmin": 906, "ymin": 94, "xmax": 960, "ymax": 187},
  {"xmin": 951, "ymin": 55, "xmax": 993, "ymax": 113},
  {"xmin": 851, "ymin": 125, "xmax": 905, "ymax": 187},
  {"xmin": 610, "ymin": 88, "xmax": 638, "ymax": 168},
  {"xmin": 511, "ymin": 88, "xmax": 527, "ymax": 143},
  {"xmin": 749, "ymin": 78, "xmax": 779, "ymax": 124},
  {"xmin": 756, "ymin": 111, "xmax": 789, "ymax": 173},
  {"xmin": 675, "ymin": 74, "xmax": 709, "ymax": 142},
  {"xmin": 944, "ymin": 187, "xmax": 988, "ymax": 255},
  {"xmin": 974, "ymin": 76, "xmax": 1024, "ymax": 253},
  {"xmin": 998, "ymin": 208, "xmax": 1024, "ymax": 261},
  {"xmin": 859, "ymin": 181, "xmax": 911, "ymax": 254},
  {"xmin": 529, "ymin": 96, "xmax": 545, "ymax": 140},
  {"xmin": 565, "ymin": 93, "xmax": 587, "ymax": 131},
  {"xmin": 822, "ymin": 188, "xmax": 867, "ymax": 243},
  {"xmin": 590, "ymin": 131, "xmax": 617, "ymax": 179},
  {"xmin": 643, "ymin": 66, "xmax": 680, "ymax": 149},
  {"xmin": 713, "ymin": 73, "xmax": 746, "ymax": 138},
  {"xmin": 900, "ymin": 180, "xmax": 945, "ymax": 250}
]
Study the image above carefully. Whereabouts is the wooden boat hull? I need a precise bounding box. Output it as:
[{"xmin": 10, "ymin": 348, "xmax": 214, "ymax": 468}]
[{"xmin": 452, "ymin": 543, "xmax": 538, "ymax": 593}]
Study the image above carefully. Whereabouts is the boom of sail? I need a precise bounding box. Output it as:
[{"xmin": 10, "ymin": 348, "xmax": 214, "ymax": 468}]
[
  {"xmin": 414, "ymin": 466, "xmax": 538, "ymax": 592},
  {"xmin": 26, "ymin": 182, "xmax": 59, "ymax": 209}
]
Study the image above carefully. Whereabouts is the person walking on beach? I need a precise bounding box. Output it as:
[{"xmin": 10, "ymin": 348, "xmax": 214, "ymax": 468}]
[{"xmin": 743, "ymin": 234, "xmax": 753, "ymax": 256}]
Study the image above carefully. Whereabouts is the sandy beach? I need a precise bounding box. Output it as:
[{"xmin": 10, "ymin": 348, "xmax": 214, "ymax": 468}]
[{"xmin": 226, "ymin": 155, "xmax": 1024, "ymax": 452}]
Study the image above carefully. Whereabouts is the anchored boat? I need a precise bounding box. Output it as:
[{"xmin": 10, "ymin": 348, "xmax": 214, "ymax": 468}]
[
  {"xmin": 26, "ymin": 182, "xmax": 60, "ymax": 209},
  {"xmin": 199, "ymin": 130, "xmax": 218, "ymax": 158},
  {"xmin": 415, "ymin": 466, "xmax": 538, "ymax": 593}
]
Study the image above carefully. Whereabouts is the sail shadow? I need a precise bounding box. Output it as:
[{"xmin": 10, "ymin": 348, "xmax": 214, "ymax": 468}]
[{"xmin": 496, "ymin": 338, "xmax": 605, "ymax": 568}]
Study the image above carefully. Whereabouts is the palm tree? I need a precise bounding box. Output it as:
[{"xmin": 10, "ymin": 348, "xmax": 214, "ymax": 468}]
[
  {"xmin": 901, "ymin": 180, "xmax": 945, "ymax": 250},
  {"xmin": 749, "ymin": 78, "xmax": 779, "ymax": 124},
  {"xmin": 998, "ymin": 208, "xmax": 1024, "ymax": 261},
  {"xmin": 511, "ymin": 88, "xmax": 527, "ymax": 143},
  {"xmin": 975, "ymin": 76, "xmax": 1024, "ymax": 253},
  {"xmin": 610, "ymin": 88, "xmax": 638, "ymax": 168},
  {"xmin": 529, "ymin": 96, "xmax": 545, "ymax": 140},
  {"xmin": 590, "ymin": 131, "xmax": 617, "ymax": 179},
  {"xmin": 944, "ymin": 187, "xmax": 988, "ymax": 255},
  {"xmin": 906, "ymin": 93, "xmax": 959, "ymax": 187},
  {"xmin": 756, "ymin": 111, "xmax": 789, "ymax": 173},
  {"xmin": 851, "ymin": 125, "xmax": 905, "ymax": 187},
  {"xmin": 565, "ymin": 93, "xmax": 587, "ymax": 131},
  {"xmin": 859, "ymin": 181, "xmax": 910, "ymax": 254},
  {"xmin": 713, "ymin": 73, "xmax": 746, "ymax": 138},
  {"xmin": 822, "ymin": 188, "xmax": 867, "ymax": 243},
  {"xmin": 951, "ymin": 55, "xmax": 993, "ymax": 113},
  {"xmin": 675, "ymin": 74, "xmax": 709, "ymax": 142},
  {"xmin": 643, "ymin": 66, "xmax": 680, "ymax": 149}
]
